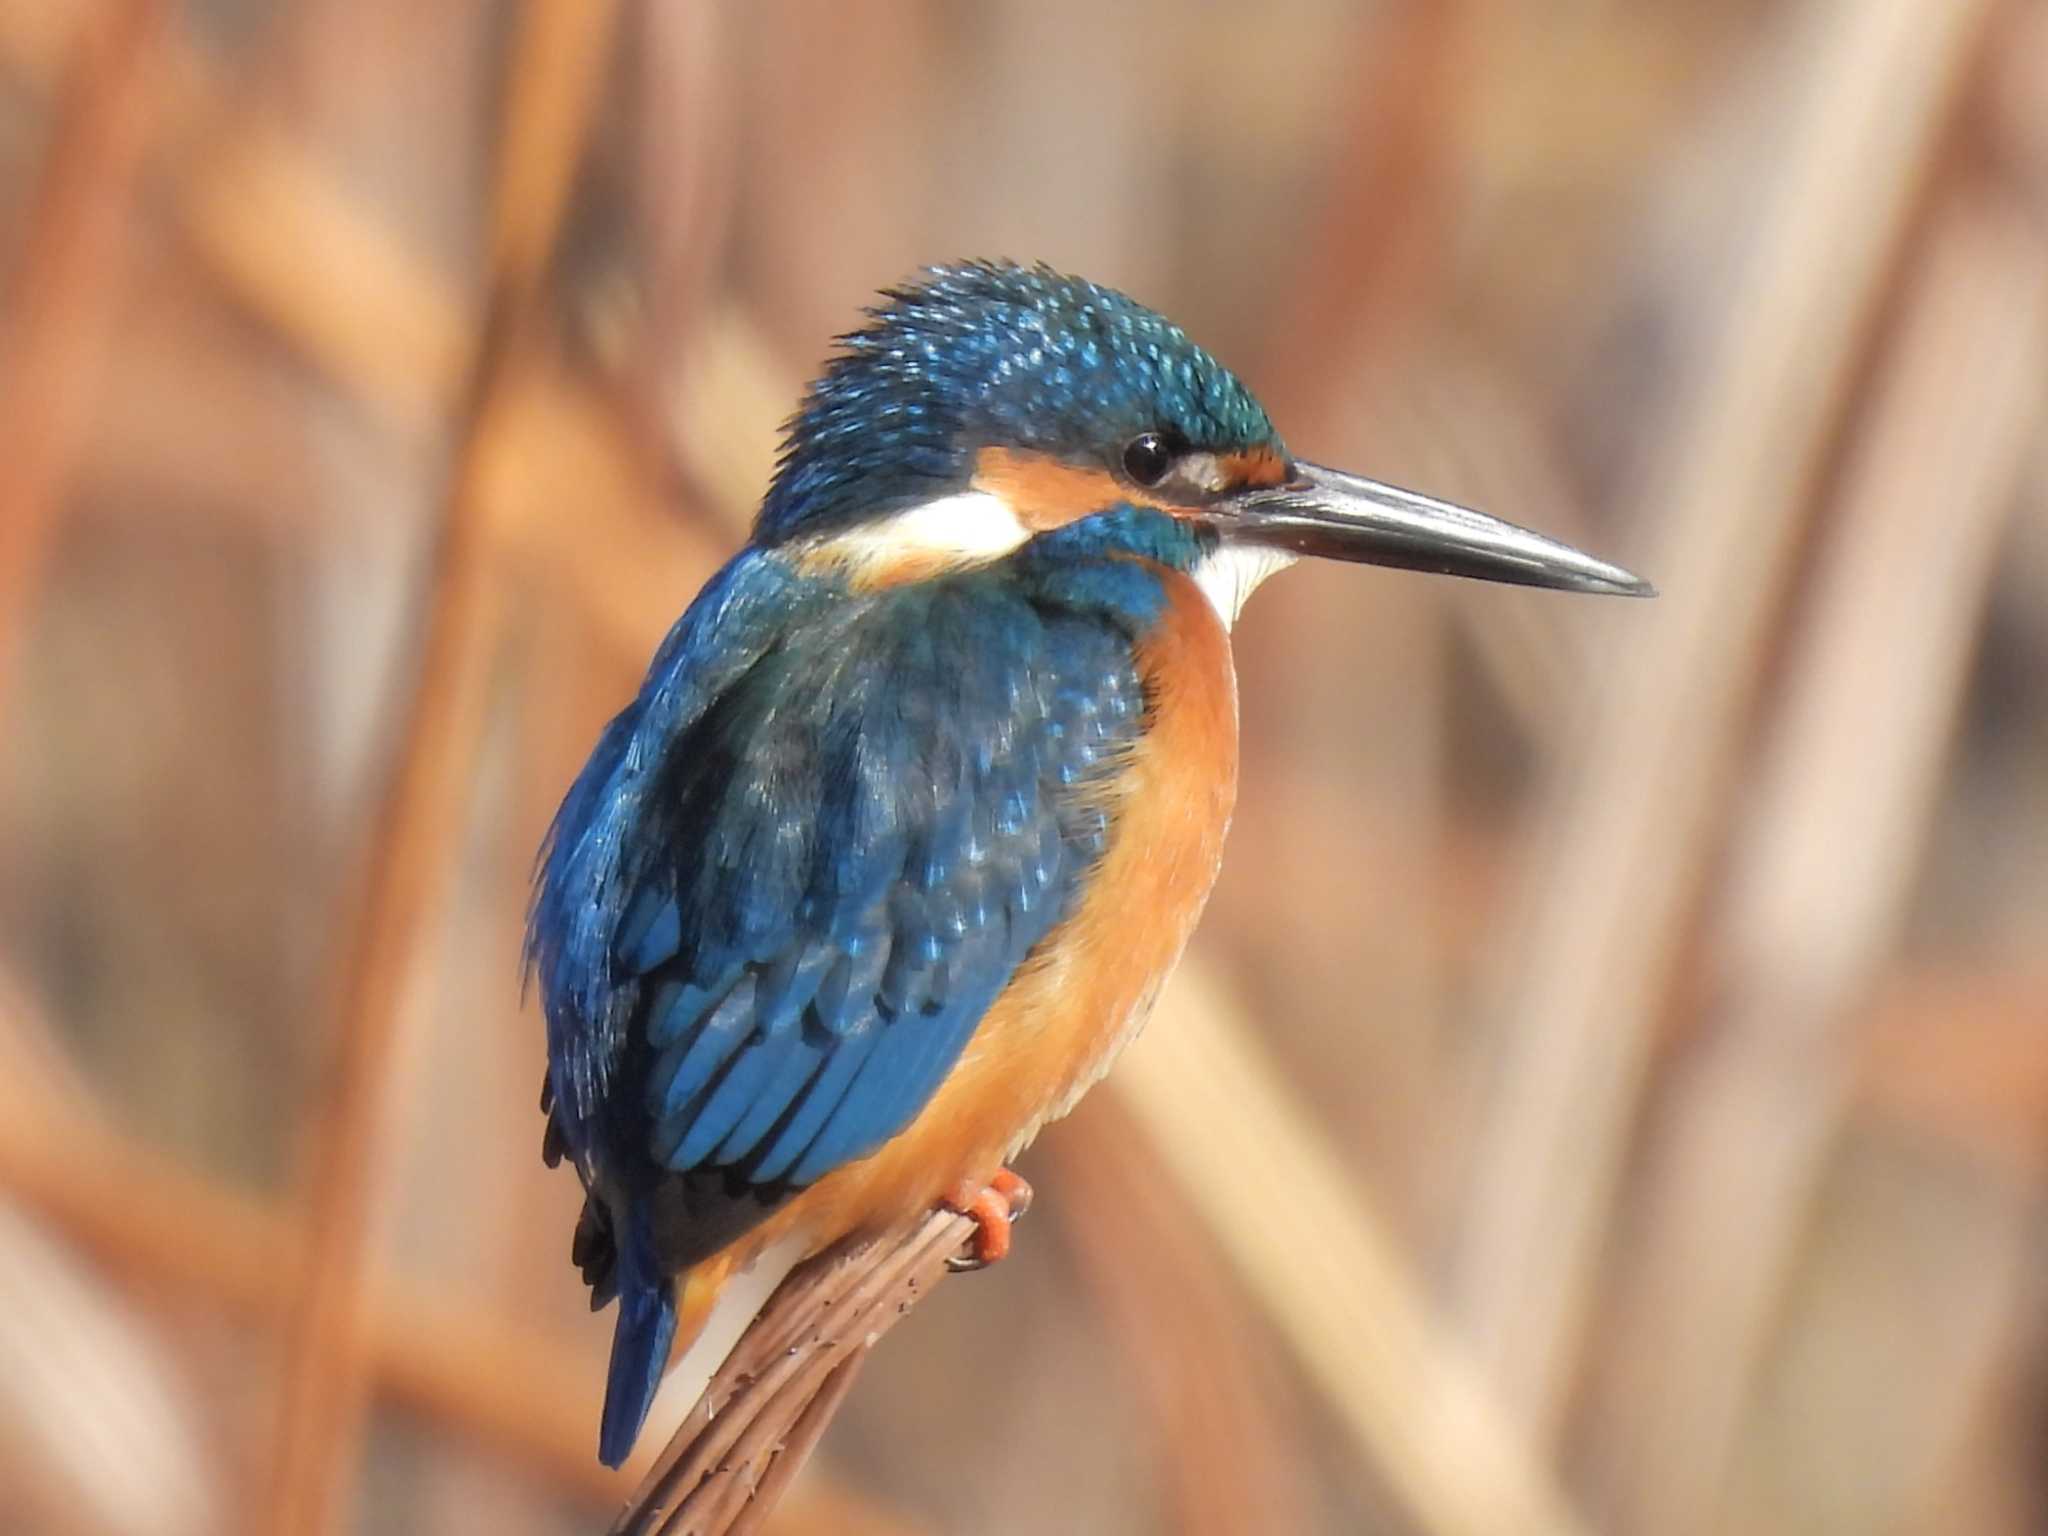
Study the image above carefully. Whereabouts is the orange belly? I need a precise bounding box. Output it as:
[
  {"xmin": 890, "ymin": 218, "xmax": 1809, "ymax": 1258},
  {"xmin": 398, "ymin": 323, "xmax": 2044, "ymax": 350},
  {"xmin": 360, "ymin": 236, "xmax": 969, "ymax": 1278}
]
[{"xmin": 674, "ymin": 564, "xmax": 1238, "ymax": 1319}]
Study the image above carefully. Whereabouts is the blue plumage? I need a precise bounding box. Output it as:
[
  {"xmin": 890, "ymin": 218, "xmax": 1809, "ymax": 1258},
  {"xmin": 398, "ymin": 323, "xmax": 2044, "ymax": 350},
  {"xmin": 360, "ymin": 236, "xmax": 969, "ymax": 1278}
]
[
  {"xmin": 531, "ymin": 547, "xmax": 831, "ymax": 1179},
  {"xmin": 597, "ymin": 1205, "xmax": 676, "ymax": 1469},
  {"xmin": 756, "ymin": 261, "xmax": 1280, "ymax": 543},
  {"xmin": 529, "ymin": 506, "xmax": 1207, "ymax": 1465}
]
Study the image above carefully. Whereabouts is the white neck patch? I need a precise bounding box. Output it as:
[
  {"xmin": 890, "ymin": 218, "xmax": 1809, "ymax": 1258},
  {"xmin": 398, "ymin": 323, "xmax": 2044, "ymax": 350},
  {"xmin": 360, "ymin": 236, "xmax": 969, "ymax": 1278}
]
[
  {"xmin": 1192, "ymin": 543, "xmax": 1297, "ymax": 630},
  {"xmin": 816, "ymin": 489, "xmax": 1029, "ymax": 573},
  {"xmin": 811, "ymin": 489, "xmax": 1293, "ymax": 628}
]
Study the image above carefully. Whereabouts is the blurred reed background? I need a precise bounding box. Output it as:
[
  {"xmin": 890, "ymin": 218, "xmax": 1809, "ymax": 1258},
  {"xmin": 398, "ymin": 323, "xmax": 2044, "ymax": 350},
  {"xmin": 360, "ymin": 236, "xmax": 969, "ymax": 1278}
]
[{"xmin": 1, "ymin": 1, "xmax": 2045, "ymax": 1532}]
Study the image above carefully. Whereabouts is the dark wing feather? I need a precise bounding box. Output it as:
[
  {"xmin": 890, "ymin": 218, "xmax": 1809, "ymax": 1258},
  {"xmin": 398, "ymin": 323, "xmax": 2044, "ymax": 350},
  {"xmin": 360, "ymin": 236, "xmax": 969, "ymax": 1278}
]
[
  {"xmin": 627, "ymin": 572, "xmax": 1141, "ymax": 1208},
  {"xmin": 531, "ymin": 550, "xmax": 1145, "ymax": 1272},
  {"xmin": 529, "ymin": 547, "xmax": 823, "ymax": 1180}
]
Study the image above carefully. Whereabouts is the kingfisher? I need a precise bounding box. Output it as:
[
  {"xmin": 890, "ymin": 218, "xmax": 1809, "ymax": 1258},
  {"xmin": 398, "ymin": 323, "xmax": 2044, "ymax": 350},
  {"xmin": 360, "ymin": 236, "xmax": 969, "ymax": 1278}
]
[{"xmin": 529, "ymin": 260, "xmax": 1650, "ymax": 1468}]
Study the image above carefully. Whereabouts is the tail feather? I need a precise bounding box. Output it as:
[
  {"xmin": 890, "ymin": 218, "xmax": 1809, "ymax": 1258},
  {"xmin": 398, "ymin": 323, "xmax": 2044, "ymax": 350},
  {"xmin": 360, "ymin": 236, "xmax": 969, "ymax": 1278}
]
[
  {"xmin": 598, "ymin": 1207, "xmax": 679, "ymax": 1469},
  {"xmin": 600, "ymin": 1276, "xmax": 677, "ymax": 1468},
  {"xmin": 587, "ymin": 1204, "xmax": 769, "ymax": 1469}
]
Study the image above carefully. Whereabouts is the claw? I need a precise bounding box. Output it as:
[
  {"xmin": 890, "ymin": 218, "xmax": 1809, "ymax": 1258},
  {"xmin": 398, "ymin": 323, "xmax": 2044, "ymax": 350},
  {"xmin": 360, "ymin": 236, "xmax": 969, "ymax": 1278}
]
[
  {"xmin": 943, "ymin": 1168, "xmax": 1033, "ymax": 1272},
  {"xmin": 987, "ymin": 1167, "xmax": 1033, "ymax": 1218}
]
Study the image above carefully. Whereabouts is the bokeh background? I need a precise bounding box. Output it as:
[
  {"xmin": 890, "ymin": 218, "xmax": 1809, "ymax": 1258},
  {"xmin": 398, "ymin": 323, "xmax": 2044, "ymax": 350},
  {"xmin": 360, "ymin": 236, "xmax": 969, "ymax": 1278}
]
[{"xmin": 2, "ymin": 1, "xmax": 2046, "ymax": 1533}]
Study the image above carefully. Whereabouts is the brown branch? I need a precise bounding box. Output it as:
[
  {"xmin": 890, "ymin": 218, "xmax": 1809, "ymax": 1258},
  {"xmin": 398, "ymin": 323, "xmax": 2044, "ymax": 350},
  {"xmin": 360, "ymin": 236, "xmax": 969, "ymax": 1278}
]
[
  {"xmin": 1048, "ymin": 1095, "xmax": 1314, "ymax": 1536},
  {"xmin": 262, "ymin": 2, "xmax": 622, "ymax": 1528},
  {"xmin": 1582, "ymin": 176, "xmax": 2048, "ymax": 1536},
  {"xmin": 0, "ymin": 0, "xmax": 168, "ymax": 720},
  {"xmin": 1451, "ymin": 0, "xmax": 1998, "ymax": 1439},
  {"xmin": 0, "ymin": 978, "xmax": 617, "ymax": 1503},
  {"xmin": 0, "ymin": 966, "xmax": 935, "ymax": 1534},
  {"xmin": 1111, "ymin": 961, "xmax": 1589, "ymax": 1536},
  {"xmin": 1252, "ymin": 0, "xmax": 1467, "ymax": 436},
  {"xmin": 611, "ymin": 1198, "xmax": 1016, "ymax": 1536}
]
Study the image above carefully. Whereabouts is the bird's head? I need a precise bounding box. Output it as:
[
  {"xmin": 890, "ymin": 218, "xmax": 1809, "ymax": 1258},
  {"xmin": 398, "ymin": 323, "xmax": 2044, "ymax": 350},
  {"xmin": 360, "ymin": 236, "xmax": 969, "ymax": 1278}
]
[{"xmin": 756, "ymin": 261, "xmax": 1650, "ymax": 613}]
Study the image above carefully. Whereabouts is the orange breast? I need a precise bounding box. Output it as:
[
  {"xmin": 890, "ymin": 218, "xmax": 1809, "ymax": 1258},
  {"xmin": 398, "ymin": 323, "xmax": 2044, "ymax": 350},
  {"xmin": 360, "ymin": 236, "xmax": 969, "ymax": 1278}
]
[{"xmin": 724, "ymin": 564, "xmax": 1240, "ymax": 1267}]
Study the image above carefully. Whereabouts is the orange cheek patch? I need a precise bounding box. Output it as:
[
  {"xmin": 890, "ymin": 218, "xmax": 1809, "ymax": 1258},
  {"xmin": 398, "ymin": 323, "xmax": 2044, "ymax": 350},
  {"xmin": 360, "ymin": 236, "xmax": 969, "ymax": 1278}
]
[
  {"xmin": 974, "ymin": 443, "xmax": 1291, "ymax": 527},
  {"xmin": 1217, "ymin": 445, "xmax": 1290, "ymax": 488},
  {"xmin": 972, "ymin": 447, "xmax": 1175, "ymax": 530}
]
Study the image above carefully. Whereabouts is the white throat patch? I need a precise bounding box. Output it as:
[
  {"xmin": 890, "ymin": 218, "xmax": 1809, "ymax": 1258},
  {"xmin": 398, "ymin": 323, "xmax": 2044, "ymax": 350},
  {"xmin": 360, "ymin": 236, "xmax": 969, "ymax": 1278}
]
[{"xmin": 1192, "ymin": 543, "xmax": 1297, "ymax": 630}]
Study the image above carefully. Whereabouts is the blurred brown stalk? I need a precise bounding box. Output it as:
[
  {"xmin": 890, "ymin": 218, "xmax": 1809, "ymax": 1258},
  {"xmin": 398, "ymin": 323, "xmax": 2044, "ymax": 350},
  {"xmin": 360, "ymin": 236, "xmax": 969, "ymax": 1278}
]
[{"xmin": 1, "ymin": 2, "xmax": 2045, "ymax": 1534}]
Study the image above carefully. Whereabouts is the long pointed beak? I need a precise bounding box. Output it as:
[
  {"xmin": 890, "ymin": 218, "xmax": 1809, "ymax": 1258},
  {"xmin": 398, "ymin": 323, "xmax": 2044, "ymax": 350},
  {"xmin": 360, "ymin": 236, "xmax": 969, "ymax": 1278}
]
[{"xmin": 1220, "ymin": 460, "xmax": 1654, "ymax": 597}]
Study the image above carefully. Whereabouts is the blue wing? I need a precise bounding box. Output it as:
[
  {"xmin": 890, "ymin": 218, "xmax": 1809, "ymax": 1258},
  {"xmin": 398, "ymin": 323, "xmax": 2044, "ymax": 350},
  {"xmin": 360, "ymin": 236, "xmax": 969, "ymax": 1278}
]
[
  {"xmin": 530, "ymin": 546, "xmax": 821, "ymax": 1175},
  {"xmin": 630, "ymin": 589, "xmax": 1141, "ymax": 1193},
  {"xmin": 528, "ymin": 547, "xmax": 1148, "ymax": 1462},
  {"xmin": 535, "ymin": 553, "xmax": 1145, "ymax": 1197}
]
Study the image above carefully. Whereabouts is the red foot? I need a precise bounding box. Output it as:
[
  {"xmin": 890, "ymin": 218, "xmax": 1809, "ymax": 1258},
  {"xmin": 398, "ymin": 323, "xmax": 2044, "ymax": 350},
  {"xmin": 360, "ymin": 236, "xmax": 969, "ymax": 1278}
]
[{"xmin": 944, "ymin": 1168, "xmax": 1034, "ymax": 1271}]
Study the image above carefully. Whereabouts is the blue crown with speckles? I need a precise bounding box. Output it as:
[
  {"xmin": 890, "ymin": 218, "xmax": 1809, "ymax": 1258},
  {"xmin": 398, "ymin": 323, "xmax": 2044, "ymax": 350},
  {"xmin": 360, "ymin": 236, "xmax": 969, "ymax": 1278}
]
[{"xmin": 755, "ymin": 261, "xmax": 1280, "ymax": 543}]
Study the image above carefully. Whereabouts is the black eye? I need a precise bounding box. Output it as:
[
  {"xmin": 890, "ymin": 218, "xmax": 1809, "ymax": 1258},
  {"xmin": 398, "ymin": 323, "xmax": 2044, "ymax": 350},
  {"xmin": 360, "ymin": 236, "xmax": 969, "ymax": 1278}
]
[{"xmin": 1121, "ymin": 432, "xmax": 1174, "ymax": 487}]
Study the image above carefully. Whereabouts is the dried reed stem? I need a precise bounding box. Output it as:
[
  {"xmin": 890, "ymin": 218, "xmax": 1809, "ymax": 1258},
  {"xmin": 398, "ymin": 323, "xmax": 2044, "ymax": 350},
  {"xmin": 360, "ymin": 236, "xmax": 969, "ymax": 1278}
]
[
  {"xmin": 1591, "ymin": 178, "xmax": 2048, "ymax": 1536},
  {"xmin": 1452, "ymin": 0, "xmax": 1998, "ymax": 1439},
  {"xmin": 263, "ymin": 2, "xmax": 620, "ymax": 1528},
  {"xmin": 1111, "ymin": 961, "xmax": 1589, "ymax": 1536},
  {"xmin": 611, "ymin": 1204, "xmax": 1003, "ymax": 1536},
  {"xmin": 0, "ymin": 0, "xmax": 166, "ymax": 717}
]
